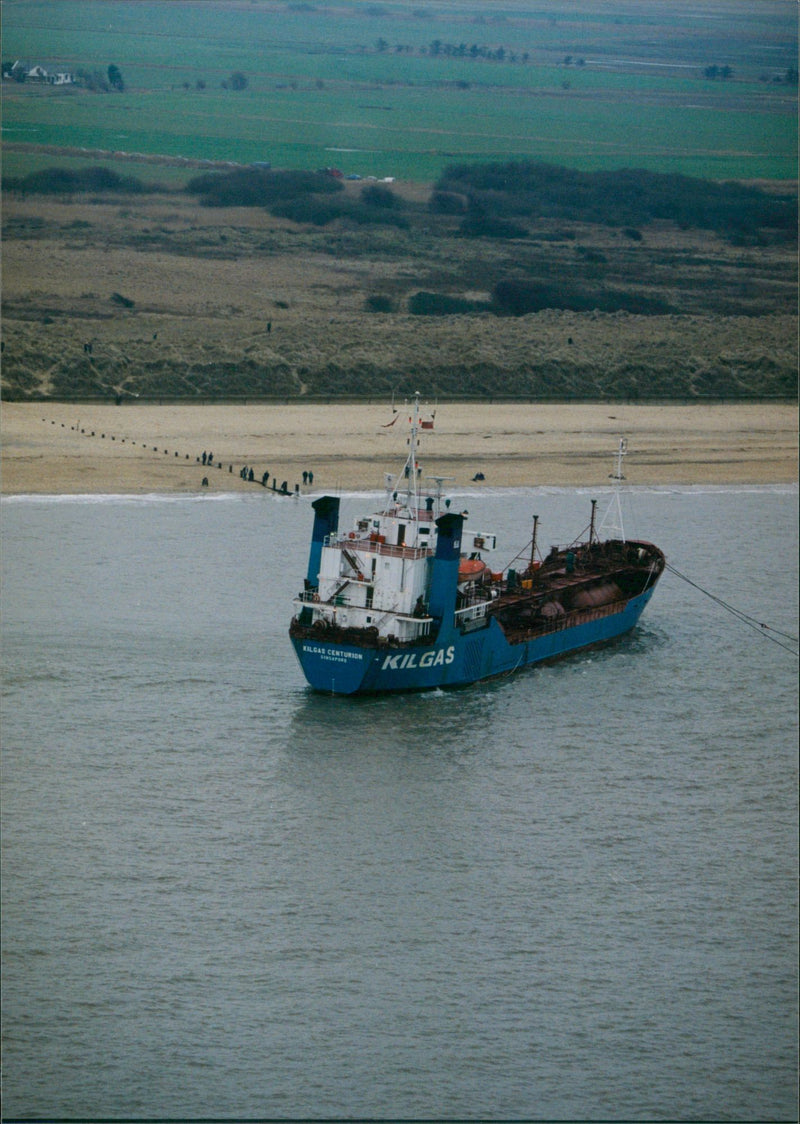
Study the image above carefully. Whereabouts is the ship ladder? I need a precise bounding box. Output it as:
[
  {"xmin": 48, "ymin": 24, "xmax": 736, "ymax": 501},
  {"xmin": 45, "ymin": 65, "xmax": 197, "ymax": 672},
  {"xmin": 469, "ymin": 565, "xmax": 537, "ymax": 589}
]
[
  {"xmin": 341, "ymin": 548, "xmax": 363, "ymax": 578},
  {"xmin": 324, "ymin": 548, "xmax": 364, "ymax": 603}
]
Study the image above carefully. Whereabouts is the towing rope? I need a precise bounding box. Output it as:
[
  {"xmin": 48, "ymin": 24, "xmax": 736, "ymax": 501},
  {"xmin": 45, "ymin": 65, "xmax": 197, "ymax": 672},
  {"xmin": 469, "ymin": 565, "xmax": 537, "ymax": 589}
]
[{"xmin": 665, "ymin": 562, "xmax": 799, "ymax": 657}]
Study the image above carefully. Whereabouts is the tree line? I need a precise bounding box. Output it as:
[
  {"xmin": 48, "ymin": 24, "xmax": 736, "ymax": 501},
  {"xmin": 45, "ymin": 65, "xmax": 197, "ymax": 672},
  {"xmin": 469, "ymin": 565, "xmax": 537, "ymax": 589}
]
[
  {"xmin": 6, "ymin": 155, "xmax": 796, "ymax": 249},
  {"xmin": 432, "ymin": 160, "xmax": 798, "ymax": 243},
  {"xmin": 6, "ymin": 157, "xmax": 795, "ymax": 248},
  {"xmin": 375, "ymin": 38, "xmax": 531, "ymax": 64}
]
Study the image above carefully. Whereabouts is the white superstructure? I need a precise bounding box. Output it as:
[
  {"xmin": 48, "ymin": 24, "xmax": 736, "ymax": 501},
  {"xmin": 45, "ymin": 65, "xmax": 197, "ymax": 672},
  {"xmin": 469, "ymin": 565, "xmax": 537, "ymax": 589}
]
[{"xmin": 293, "ymin": 394, "xmax": 496, "ymax": 642}]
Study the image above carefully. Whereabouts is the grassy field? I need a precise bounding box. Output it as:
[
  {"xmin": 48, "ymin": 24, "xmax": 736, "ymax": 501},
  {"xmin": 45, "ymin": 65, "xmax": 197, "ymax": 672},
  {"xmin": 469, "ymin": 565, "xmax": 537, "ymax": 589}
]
[
  {"xmin": 2, "ymin": 182, "xmax": 796, "ymax": 402},
  {"xmin": 2, "ymin": 0, "xmax": 797, "ymax": 183}
]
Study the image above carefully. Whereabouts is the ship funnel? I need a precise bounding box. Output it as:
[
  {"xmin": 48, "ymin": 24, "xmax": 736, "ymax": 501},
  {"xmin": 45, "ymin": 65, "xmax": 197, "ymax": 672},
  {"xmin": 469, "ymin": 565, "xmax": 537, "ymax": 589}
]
[
  {"xmin": 306, "ymin": 495, "xmax": 340, "ymax": 589},
  {"xmin": 428, "ymin": 511, "xmax": 464, "ymax": 628}
]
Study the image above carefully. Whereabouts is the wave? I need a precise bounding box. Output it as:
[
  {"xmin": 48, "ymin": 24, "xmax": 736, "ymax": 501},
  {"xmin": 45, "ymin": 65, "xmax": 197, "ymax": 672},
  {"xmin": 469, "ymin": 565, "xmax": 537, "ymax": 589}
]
[
  {"xmin": 2, "ymin": 482, "xmax": 796, "ymax": 505},
  {"xmin": 0, "ymin": 490, "xmax": 292, "ymax": 506}
]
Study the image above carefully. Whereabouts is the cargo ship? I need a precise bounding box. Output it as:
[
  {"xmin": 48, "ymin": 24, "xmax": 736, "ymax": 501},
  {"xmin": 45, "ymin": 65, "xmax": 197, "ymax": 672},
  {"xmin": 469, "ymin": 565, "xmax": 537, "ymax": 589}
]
[{"xmin": 290, "ymin": 395, "xmax": 665, "ymax": 694}]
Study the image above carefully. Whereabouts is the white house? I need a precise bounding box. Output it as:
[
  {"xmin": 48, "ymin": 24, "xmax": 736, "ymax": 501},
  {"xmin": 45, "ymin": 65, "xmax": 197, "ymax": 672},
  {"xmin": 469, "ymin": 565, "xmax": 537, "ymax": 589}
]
[{"xmin": 2, "ymin": 60, "xmax": 74, "ymax": 84}]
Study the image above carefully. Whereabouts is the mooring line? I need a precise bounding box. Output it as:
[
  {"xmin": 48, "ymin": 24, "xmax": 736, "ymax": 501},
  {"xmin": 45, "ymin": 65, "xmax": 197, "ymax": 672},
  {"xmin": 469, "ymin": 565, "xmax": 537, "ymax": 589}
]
[{"xmin": 665, "ymin": 562, "xmax": 799, "ymax": 656}]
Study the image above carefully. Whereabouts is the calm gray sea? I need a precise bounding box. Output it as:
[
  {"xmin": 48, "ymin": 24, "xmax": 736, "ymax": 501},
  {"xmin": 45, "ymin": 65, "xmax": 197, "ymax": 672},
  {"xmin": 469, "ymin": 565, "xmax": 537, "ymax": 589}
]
[{"xmin": 1, "ymin": 486, "xmax": 797, "ymax": 1121}]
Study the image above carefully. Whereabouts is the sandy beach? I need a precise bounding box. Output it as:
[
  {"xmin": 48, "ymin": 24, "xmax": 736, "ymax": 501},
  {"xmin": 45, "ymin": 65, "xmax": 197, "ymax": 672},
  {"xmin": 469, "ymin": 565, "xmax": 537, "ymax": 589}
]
[{"xmin": 1, "ymin": 401, "xmax": 796, "ymax": 495}]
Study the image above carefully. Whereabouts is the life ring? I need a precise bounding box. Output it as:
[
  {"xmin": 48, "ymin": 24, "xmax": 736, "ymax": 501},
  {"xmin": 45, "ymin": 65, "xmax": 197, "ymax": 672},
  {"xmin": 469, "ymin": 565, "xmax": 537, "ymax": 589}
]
[
  {"xmin": 312, "ymin": 593, "xmax": 320, "ymax": 602},
  {"xmin": 349, "ymin": 532, "xmax": 356, "ymax": 539}
]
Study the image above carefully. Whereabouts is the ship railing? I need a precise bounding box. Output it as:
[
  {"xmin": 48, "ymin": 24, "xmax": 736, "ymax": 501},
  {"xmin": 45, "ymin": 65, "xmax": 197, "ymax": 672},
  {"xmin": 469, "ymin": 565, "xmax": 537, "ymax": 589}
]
[
  {"xmin": 295, "ymin": 590, "xmax": 320, "ymax": 604},
  {"xmin": 547, "ymin": 600, "xmax": 624, "ymax": 632},
  {"xmin": 454, "ymin": 601, "xmax": 490, "ymax": 626},
  {"xmin": 326, "ymin": 533, "xmax": 429, "ymax": 561},
  {"xmin": 508, "ymin": 598, "xmax": 625, "ymax": 641},
  {"xmin": 381, "ymin": 505, "xmax": 436, "ymax": 522},
  {"xmin": 400, "ymin": 616, "xmax": 435, "ymax": 640},
  {"xmin": 369, "ymin": 608, "xmax": 435, "ymax": 641},
  {"xmin": 292, "ymin": 592, "xmax": 434, "ymax": 640},
  {"xmin": 457, "ymin": 583, "xmax": 495, "ymax": 607}
]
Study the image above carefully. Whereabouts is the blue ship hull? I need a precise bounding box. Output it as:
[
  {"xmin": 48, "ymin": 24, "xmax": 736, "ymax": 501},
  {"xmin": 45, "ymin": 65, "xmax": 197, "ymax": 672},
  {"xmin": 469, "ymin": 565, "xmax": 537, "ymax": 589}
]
[
  {"xmin": 291, "ymin": 584, "xmax": 657, "ymax": 695},
  {"xmin": 289, "ymin": 410, "xmax": 664, "ymax": 696}
]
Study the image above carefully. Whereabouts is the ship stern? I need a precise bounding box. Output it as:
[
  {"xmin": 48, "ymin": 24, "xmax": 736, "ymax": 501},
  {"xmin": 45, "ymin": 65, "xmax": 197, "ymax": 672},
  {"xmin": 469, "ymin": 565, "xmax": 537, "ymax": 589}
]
[{"xmin": 291, "ymin": 635, "xmax": 375, "ymax": 695}]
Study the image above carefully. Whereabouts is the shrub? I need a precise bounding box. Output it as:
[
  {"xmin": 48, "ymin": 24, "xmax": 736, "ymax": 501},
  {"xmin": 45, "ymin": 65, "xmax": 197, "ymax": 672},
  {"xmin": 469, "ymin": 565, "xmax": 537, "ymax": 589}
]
[
  {"xmin": 270, "ymin": 197, "xmax": 348, "ymax": 225},
  {"xmin": 490, "ymin": 278, "xmax": 672, "ymax": 316},
  {"xmin": 270, "ymin": 195, "xmax": 409, "ymax": 228},
  {"xmin": 186, "ymin": 168, "xmax": 342, "ymax": 207},
  {"xmin": 491, "ymin": 280, "xmax": 577, "ymax": 315},
  {"xmin": 408, "ymin": 291, "xmax": 487, "ymax": 315},
  {"xmin": 4, "ymin": 166, "xmax": 147, "ymax": 196},
  {"xmin": 459, "ymin": 215, "xmax": 528, "ymax": 239},
  {"xmin": 361, "ymin": 184, "xmax": 399, "ymax": 209},
  {"xmin": 429, "ymin": 190, "xmax": 466, "ymax": 215},
  {"xmin": 365, "ymin": 294, "xmax": 395, "ymax": 312},
  {"xmin": 576, "ymin": 246, "xmax": 607, "ymax": 263}
]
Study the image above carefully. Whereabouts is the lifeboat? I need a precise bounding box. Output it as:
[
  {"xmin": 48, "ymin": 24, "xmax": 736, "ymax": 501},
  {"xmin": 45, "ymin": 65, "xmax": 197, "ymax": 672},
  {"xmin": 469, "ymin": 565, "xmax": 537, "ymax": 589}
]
[{"xmin": 458, "ymin": 558, "xmax": 487, "ymax": 583}]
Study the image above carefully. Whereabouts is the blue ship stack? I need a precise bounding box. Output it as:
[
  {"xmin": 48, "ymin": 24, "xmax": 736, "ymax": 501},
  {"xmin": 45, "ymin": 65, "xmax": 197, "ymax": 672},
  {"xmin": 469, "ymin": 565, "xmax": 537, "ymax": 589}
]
[{"xmin": 290, "ymin": 395, "xmax": 665, "ymax": 694}]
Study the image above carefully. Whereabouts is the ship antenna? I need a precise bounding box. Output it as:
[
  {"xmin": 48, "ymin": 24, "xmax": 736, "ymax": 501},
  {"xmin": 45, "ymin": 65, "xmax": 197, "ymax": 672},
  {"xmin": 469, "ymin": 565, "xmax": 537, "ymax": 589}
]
[
  {"xmin": 597, "ymin": 436, "xmax": 628, "ymax": 542},
  {"xmin": 429, "ymin": 475, "xmax": 453, "ymax": 517},
  {"xmin": 402, "ymin": 391, "xmax": 422, "ymax": 511}
]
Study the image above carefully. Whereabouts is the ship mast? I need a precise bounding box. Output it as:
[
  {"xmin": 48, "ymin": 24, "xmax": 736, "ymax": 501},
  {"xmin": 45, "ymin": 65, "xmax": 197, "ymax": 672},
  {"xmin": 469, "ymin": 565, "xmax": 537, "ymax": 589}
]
[{"xmin": 597, "ymin": 436, "xmax": 628, "ymax": 542}]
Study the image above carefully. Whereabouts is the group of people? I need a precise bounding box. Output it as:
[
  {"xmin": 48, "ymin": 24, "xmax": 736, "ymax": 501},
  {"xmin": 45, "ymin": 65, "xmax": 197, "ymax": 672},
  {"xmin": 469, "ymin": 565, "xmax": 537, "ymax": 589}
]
[
  {"xmin": 198, "ymin": 449, "xmax": 315, "ymax": 494},
  {"xmin": 239, "ymin": 466, "xmax": 313, "ymax": 493}
]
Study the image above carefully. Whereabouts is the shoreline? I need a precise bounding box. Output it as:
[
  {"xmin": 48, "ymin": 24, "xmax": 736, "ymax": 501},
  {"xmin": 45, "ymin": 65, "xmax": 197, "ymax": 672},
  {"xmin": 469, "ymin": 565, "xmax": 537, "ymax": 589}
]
[
  {"xmin": 4, "ymin": 484, "xmax": 797, "ymax": 504},
  {"xmin": 2, "ymin": 401, "xmax": 797, "ymax": 496}
]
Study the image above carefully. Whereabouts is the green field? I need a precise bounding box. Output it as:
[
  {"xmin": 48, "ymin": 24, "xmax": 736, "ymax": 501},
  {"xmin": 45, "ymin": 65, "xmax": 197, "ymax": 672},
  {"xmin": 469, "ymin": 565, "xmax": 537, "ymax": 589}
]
[{"xmin": 2, "ymin": 0, "xmax": 798, "ymax": 182}]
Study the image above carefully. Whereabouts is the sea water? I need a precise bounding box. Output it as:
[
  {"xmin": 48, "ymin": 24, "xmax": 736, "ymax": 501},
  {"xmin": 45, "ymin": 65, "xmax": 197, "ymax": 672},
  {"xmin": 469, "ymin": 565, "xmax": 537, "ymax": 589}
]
[{"xmin": 1, "ymin": 486, "xmax": 797, "ymax": 1120}]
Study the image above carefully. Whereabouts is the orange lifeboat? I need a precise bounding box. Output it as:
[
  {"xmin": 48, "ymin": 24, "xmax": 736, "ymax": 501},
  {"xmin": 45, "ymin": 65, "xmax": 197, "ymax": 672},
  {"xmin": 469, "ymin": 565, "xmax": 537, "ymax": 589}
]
[{"xmin": 458, "ymin": 558, "xmax": 487, "ymax": 583}]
